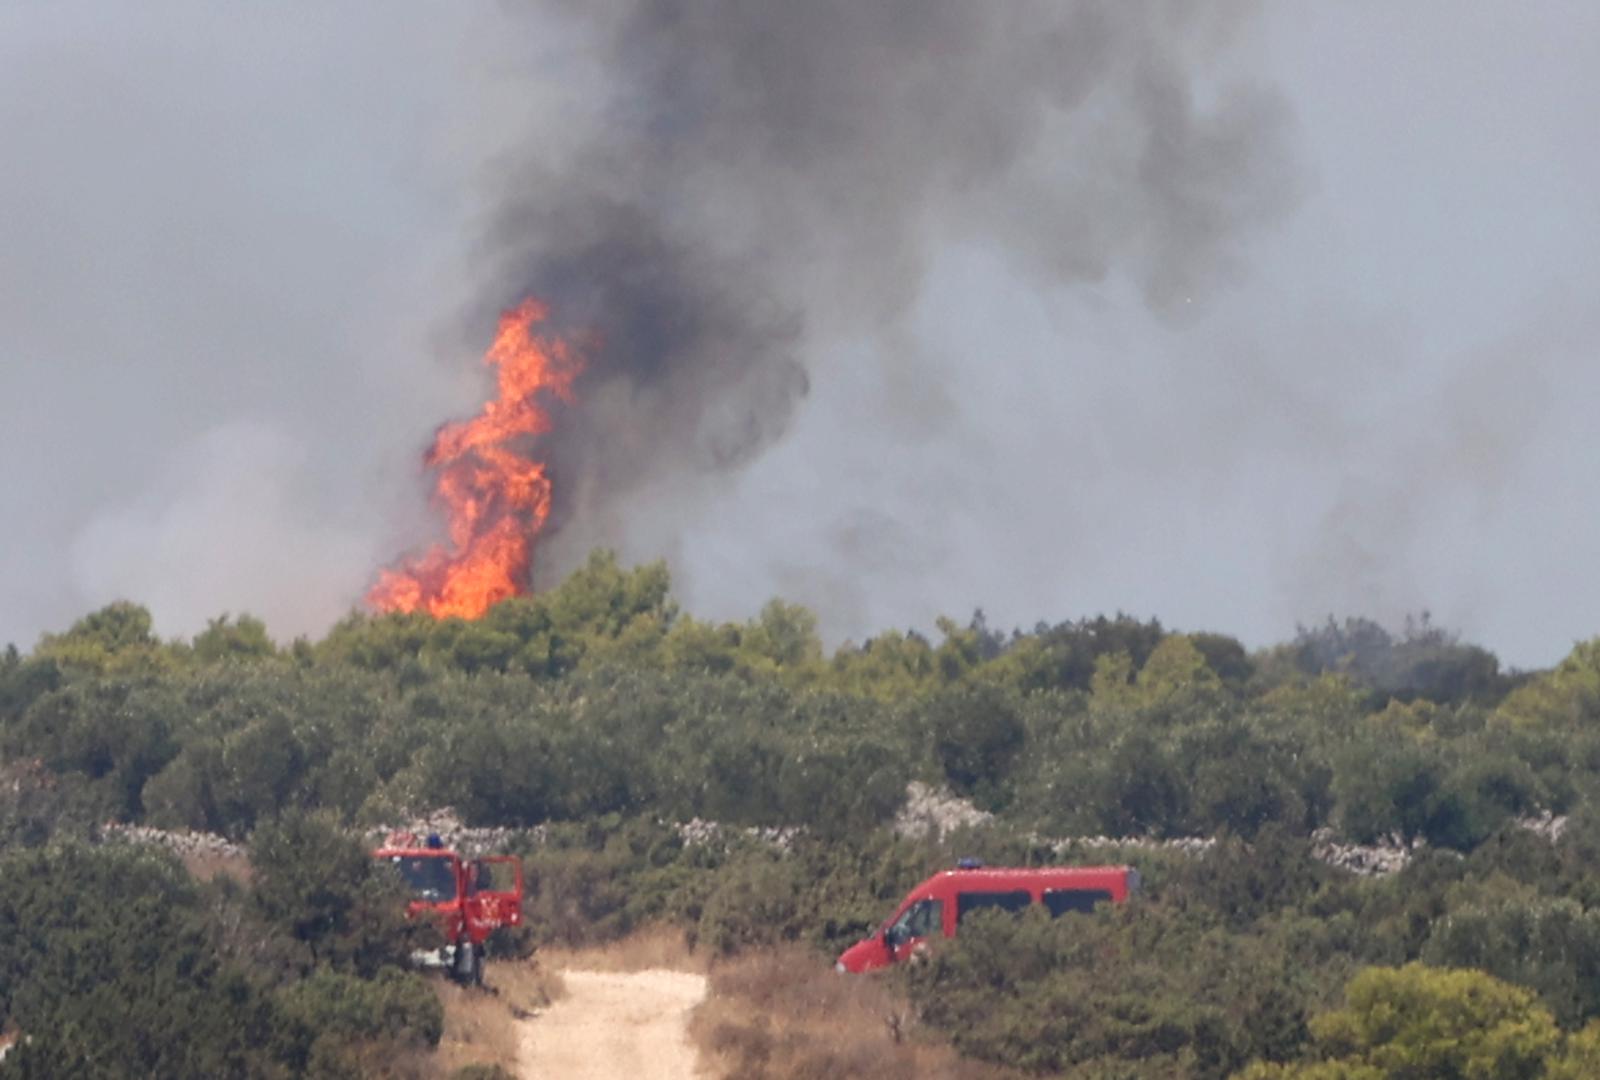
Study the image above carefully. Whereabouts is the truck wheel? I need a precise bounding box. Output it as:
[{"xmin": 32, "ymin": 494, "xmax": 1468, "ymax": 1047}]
[{"xmin": 455, "ymin": 942, "xmax": 482, "ymax": 987}]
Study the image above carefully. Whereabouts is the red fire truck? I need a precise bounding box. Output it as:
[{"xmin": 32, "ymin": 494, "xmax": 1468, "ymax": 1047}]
[
  {"xmin": 835, "ymin": 862, "xmax": 1137, "ymax": 973},
  {"xmin": 373, "ymin": 833, "xmax": 524, "ymax": 985}
]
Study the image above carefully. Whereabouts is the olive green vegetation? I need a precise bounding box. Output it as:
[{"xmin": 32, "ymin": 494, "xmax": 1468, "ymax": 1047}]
[
  {"xmin": 0, "ymin": 816, "xmax": 440, "ymax": 1079},
  {"xmin": 1234, "ymin": 963, "xmax": 1600, "ymax": 1080},
  {"xmin": 8, "ymin": 551, "xmax": 1600, "ymax": 1076}
]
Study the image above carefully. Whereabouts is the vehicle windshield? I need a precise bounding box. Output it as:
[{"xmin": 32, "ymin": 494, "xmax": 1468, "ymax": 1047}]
[
  {"xmin": 886, "ymin": 898, "xmax": 942, "ymax": 945},
  {"xmin": 391, "ymin": 855, "xmax": 457, "ymax": 902}
]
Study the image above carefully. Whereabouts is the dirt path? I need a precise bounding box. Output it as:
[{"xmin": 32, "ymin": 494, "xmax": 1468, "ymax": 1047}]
[{"xmin": 518, "ymin": 968, "xmax": 708, "ymax": 1080}]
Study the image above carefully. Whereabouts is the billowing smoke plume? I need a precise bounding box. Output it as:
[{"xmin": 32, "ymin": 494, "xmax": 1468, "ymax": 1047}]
[{"xmin": 487, "ymin": 0, "xmax": 1299, "ymax": 580}]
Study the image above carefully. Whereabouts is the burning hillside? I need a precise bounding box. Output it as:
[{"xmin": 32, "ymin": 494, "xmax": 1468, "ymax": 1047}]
[{"xmin": 368, "ymin": 299, "xmax": 583, "ymax": 619}]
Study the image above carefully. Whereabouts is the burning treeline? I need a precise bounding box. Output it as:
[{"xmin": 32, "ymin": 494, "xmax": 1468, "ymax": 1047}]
[{"xmin": 368, "ymin": 300, "xmax": 583, "ymax": 620}]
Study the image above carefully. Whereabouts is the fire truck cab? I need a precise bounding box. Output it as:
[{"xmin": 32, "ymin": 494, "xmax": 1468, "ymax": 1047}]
[
  {"xmin": 374, "ymin": 834, "xmax": 524, "ymax": 985},
  {"xmin": 835, "ymin": 863, "xmax": 1137, "ymax": 973}
]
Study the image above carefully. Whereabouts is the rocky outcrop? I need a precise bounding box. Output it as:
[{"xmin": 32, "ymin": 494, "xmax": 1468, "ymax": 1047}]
[
  {"xmin": 889, "ymin": 782, "xmax": 1572, "ymax": 878},
  {"xmin": 101, "ymin": 821, "xmax": 244, "ymax": 861},
  {"xmin": 674, "ymin": 817, "xmax": 803, "ymax": 852},
  {"xmin": 893, "ymin": 781, "xmax": 997, "ymax": 839},
  {"xmin": 94, "ymin": 792, "xmax": 1575, "ymax": 883}
]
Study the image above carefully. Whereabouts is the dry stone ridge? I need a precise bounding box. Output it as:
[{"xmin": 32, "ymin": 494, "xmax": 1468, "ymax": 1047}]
[{"xmin": 95, "ymin": 789, "xmax": 1570, "ymax": 882}]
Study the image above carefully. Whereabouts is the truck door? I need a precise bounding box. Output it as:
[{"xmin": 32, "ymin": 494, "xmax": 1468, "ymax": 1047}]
[
  {"xmin": 884, "ymin": 898, "xmax": 943, "ymax": 963},
  {"xmin": 464, "ymin": 855, "xmax": 524, "ymax": 942}
]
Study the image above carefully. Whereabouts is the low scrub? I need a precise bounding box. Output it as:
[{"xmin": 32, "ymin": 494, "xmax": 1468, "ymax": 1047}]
[
  {"xmin": 691, "ymin": 947, "xmax": 1018, "ymax": 1080},
  {"xmin": 539, "ymin": 924, "xmax": 702, "ymax": 974}
]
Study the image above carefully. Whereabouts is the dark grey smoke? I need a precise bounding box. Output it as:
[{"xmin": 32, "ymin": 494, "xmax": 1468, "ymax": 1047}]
[
  {"xmin": 487, "ymin": 0, "xmax": 1299, "ymax": 578},
  {"xmin": 4, "ymin": 4, "xmax": 1595, "ymax": 667}
]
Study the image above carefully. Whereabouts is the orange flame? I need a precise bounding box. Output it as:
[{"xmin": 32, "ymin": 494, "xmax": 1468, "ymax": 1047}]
[{"xmin": 368, "ymin": 298, "xmax": 582, "ymax": 619}]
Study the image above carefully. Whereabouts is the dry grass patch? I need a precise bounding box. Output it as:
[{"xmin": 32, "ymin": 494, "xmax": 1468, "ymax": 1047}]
[
  {"xmin": 426, "ymin": 958, "xmax": 565, "ymax": 1077},
  {"xmin": 539, "ymin": 923, "xmax": 705, "ymax": 974},
  {"xmin": 492, "ymin": 956, "xmax": 567, "ymax": 1012},
  {"xmin": 179, "ymin": 849, "xmax": 252, "ymax": 885},
  {"xmin": 690, "ymin": 948, "xmax": 1019, "ymax": 1080}
]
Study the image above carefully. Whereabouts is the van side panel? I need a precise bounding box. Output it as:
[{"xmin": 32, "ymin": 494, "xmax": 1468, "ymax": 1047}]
[{"xmin": 841, "ymin": 865, "xmax": 1136, "ymax": 971}]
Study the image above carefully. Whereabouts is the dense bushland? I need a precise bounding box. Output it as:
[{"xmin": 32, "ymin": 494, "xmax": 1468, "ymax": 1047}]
[
  {"xmin": 0, "ymin": 819, "xmax": 439, "ymax": 1078},
  {"xmin": 9, "ymin": 551, "xmax": 1600, "ymax": 1075}
]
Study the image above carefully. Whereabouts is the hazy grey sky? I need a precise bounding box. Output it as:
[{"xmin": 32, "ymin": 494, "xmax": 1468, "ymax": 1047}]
[{"xmin": 2, "ymin": 2, "xmax": 1596, "ymax": 668}]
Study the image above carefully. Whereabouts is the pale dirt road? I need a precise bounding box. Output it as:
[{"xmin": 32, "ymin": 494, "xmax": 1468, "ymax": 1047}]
[{"xmin": 518, "ymin": 968, "xmax": 708, "ymax": 1080}]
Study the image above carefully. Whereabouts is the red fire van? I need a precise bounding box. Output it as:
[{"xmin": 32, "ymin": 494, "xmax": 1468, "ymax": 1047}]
[{"xmin": 835, "ymin": 863, "xmax": 1137, "ymax": 973}]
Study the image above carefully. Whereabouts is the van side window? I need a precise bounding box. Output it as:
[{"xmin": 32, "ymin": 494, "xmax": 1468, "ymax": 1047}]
[
  {"xmin": 887, "ymin": 899, "xmax": 943, "ymax": 944},
  {"xmin": 1043, "ymin": 888, "xmax": 1113, "ymax": 917},
  {"xmin": 956, "ymin": 890, "xmax": 1032, "ymax": 924}
]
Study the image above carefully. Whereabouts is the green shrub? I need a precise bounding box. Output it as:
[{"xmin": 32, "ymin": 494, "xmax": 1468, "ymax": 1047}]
[
  {"xmin": 910, "ymin": 900, "xmax": 1338, "ymax": 1078},
  {"xmin": 1303, "ymin": 964, "xmax": 1558, "ymax": 1080},
  {"xmin": 273, "ymin": 966, "xmax": 443, "ymax": 1074},
  {"xmin": 1422, "ymin": 894, "xmax": 1600, "ymax": 1027},
  {"xmin": 250, "ymin": 808, "xmax": 421, "ymax": 974},
  {"xmin": 697, "ymin": 852, "xmax": 805, "ymax": 955},
  {"xmin": 0, "ymin": 843, "xmax": 281, "ymax": 1079}
]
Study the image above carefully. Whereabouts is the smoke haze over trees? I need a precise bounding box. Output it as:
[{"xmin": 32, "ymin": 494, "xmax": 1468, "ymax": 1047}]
[{"xmin": 2, "ymin": 3, "xmax": 1599, "ymax": 667}]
